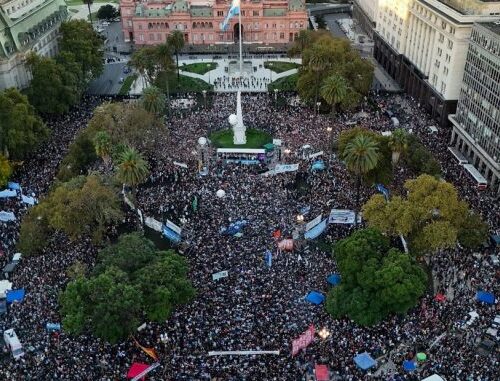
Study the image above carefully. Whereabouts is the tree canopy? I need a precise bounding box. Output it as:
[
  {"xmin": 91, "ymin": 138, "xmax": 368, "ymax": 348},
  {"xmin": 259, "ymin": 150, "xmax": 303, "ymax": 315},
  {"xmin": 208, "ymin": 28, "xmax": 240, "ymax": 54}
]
[
  {"xmin": 296, "ymin": 33, "xmax": 373, "ymax": 111},
  {"xmin": 17, "ymin": 174, "xmax": 123, "ymax": 253},
  {"xmin": 97, "ymin": 4, "xmax": 119, "ymax": 20},
  {"xmin": 326, "ymin": 228, "xmax": 427, "ymax": 326},
  {"xmin": 0, "ymin": 88, "xmax": 49, "ymax": 159},
  {"xmin": 0, "ymin": 154, "xmax": 12, "ymax": 188},
  {"xmin": 362, "ymin": 174, "xmax": 487, "ymax": 253},
  {"xmin": 59, "ymin": 233, "xmax": 195, "ymax": 343},
  {"xmin": 403, "ymin": 134, "xmax": 441, "ymax": 177}
]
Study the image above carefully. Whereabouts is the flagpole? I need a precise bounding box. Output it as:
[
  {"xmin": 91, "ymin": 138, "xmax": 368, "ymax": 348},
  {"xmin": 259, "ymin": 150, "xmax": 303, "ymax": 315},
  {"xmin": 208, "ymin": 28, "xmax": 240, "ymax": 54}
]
[{"xmin": 238, "ymin": 2, "xmax": 242, "ymax": 75}]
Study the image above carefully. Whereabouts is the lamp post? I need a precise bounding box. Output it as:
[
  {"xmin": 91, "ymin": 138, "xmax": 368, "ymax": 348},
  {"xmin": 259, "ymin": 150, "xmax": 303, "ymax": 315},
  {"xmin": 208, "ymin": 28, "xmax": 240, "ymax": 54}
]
[
  {"xmin": 316, "ymin": 101, "xmax": 321, "ymax": 115},
  {"xmin": 274, "ymin": 88, "xmax": 278, "ymax": 108},
  {"xmin": 202, "ymin": 89, "xmax": 207, "ymax": 109}
]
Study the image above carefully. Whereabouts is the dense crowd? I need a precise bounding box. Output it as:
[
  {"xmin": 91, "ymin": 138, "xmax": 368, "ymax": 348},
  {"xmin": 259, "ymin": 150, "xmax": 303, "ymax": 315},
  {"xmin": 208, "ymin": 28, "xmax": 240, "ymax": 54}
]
[{"xmin": 0, "ymin": 92, "xmax": 498, "ymax": 381}]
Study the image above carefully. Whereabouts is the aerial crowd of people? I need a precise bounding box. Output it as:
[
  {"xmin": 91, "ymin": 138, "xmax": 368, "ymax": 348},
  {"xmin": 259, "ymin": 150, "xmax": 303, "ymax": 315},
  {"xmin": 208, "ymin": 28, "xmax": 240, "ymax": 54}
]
[{"xmin": 0, "ymin": 91, "xmax": 498, "ymax": 380}]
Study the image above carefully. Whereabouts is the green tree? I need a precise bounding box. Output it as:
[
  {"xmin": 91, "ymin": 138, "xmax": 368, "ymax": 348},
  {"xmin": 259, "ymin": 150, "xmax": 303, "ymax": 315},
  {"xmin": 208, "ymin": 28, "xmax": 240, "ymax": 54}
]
[
  {"xmin": 326, "ymin": 228, "xmax": 427, "ymax": 326},
  {"xmin": 59, "ymin": 20, "xmax": 104, "ymax": 81},
  {"xmin": 167, "ymin": 30, "xmax": 185, "ymax": 84},
  {"xmin": 16, "ymin": 205, "xmax": 51, "ymax": 256},
  {"xmin": 388, "ymin": 128, "xmax": 408, "ymax": 165},
  {"xmin": 342, "ymin": 134, "xmax": 379, "ymax": 224},
  {"xmin": 97, "ymin": 4, "xmax": 118, "ymax": 20},
  {"xmin": 362, "ymin": 174, "xmax": 475, "ymax": 254},
  {"xmin": 26, "ymin": 53, "xmax": 79, "ymax": 114},
  {"xmin": 320, "ymin": 73, "xmax": 349, "ymax": 115},
  {"xmin": 155, "ymin": 43, "xmax": 174, "ymax": 101},
  {"xmin": 93, "ymin": 130, "xmax": 113, "ymax": 165},
  {"xmin": 457, "ymin": 212, "xmax": 489, "ymax": 249},
  {"xmin": 116, "ymin": 147, "xmax": 149, "ymax": 188},
  {"xmin": 403, "ymin": 135, "xmax": 441, "ymax": 177},
  {"xmin": 57, "ymin": 132, "xmax": 98, "ymax": 181},
  {"xmin": 0, "ymin": 88, "xmax": 49, "ymax": 159},
  {"xmin": 141, "ymin": 86, "xmax": 167, "ymax": 115},
  {"xmin": 19, "ymin": 174, "xmax": 123, "ymax": 243},
  {"xmin": 87, "ymin": 102, "xmax": 165, "ymax": 155},
  {"xmin": 0, "ymin": 154, "xmax": 12, "ymax": 187}
]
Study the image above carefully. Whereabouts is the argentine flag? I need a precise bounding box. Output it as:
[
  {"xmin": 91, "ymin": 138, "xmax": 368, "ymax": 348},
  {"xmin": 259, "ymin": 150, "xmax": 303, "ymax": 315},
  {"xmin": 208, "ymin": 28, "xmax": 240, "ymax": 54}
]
[{"xmin": 220, "ymin": 0, "xmax": 240, "ymax": 31}]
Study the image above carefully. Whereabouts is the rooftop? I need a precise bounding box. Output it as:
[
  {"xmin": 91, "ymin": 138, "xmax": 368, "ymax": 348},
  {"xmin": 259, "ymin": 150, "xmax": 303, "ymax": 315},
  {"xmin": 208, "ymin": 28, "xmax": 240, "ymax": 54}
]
[{"xmin": 477, "ymin": 20, "xmax": 500, "ymax": 34}]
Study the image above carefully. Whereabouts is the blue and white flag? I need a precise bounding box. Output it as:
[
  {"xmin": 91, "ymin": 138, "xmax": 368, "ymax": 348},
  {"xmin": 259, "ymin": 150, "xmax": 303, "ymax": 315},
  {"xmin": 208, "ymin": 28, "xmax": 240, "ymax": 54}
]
[
  {"xmin": 264, "ymin": 250, "xmax": 272, "ymax": 268},
  {"xmin": 220, "ymin": 0, "xmax": 240, "ymax": 31}
]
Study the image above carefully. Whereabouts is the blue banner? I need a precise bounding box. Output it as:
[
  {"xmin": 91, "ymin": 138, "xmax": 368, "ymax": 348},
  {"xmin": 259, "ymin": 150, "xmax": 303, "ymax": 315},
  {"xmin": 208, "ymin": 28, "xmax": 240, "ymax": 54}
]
[
  {"xmin": 304, "ymin": 219, "xmax": 328, "ymax": 240},
  {"xmin": 264, "ymin": 250, "xmax": 272, "ymax": 268},
  {"xmin": 162, "ymin": 226, "xmax": 181, "ymax": 243}
]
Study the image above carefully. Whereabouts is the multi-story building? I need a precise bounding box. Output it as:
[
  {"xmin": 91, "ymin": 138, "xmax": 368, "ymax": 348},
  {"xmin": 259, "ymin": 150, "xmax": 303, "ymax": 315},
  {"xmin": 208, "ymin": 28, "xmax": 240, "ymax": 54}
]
[
  {"xmin": 449, "ymin": 22, "xmax": 500, "ymax": 193},
  {"xmin": 0, "ymin": 0, "xmax": 68, "ymax": 90},
  {"xmin": 352, "ymin": 0, "xmax": 380, "ymax": 38},
  {"xmin": 373, "ymin": 0, "xmax": 500, "ymax": 126},
  {"xmin": 120, "ymin": 0, "xmax": 308, "ymax": 46}
]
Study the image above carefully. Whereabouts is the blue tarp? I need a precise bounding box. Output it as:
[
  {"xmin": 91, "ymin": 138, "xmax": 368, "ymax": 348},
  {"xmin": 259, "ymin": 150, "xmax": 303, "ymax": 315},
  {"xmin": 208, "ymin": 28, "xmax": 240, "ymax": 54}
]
[
  {"xmin": 304, "ymin": 219, "xmax": 328, "ymax": 240},
  {"xmin": 7, "ymin": 182, "xmax": 21, "ymax": 190},
  {"xmin": 0, "ymin": 211, "xmax": 16, "ymax": 222},
  {"xmin": 0, "ymin": 189, "xmax": 17, "ymax": 198},
  {"xmin": 403, "ymin": 360, "xmax": 416, "ymax": 372},
  {"xmin": 311, "ymin": 160, "xmax": 325, "ymax": 171},
  {"xmin": 162, "ymin": 226, "xmax": 181, "ymax": 243},
  {"xmin": 354, "ymin": 352, "xmax": 377, "ymax": 370},
  {"xmin": 305, "ymin": 291, "xmax": 325, "ymax": 305},
  {"xmin": 476, "ymin": 291, "xmax": 495, "ymax": 305},
  {"xmin": 221, "ymin": 220, "xmax": 248, "ymax": 236},
  {"xmin": 327, "ymin": 274, "xmax": 341, "ymax": 286},
  {"xmin": 6, "ymin": 289, "xmax": 25, "ymax": 303},
  {"xmin": 375, "ymin": 184, "xmax": 390, "ymax": 200}
]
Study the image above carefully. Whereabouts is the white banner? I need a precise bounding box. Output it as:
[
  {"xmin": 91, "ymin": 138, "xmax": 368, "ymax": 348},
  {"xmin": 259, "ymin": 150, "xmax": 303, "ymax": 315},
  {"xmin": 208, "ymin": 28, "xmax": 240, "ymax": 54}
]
[
  {"xmin": 328, "ymin": 209, "xmax": 362, "ymax": 224},
  {"xmin": 305, "ymin": 214, "xmax": 322, "ymax": 232},
  {"xmin": 166, "ymin": 219, "xmax": 182, "ymax": 235},
  {"xmin": 272, "ymin": 139, "xmax": 282, "ymax": 146},
  {"xmin": 212, "ymin": 270, "xmax": 228, "ymax": 281},
  {"xmin": 145, "ymin": 216, "xmax": 162, "ymax": 232},
  {"xmin": 274, "ymin": 163, "xmax": 299, "ymax": 174},
  {"xmin": 308, "ymin": 151, "xmax": 324, "ymax": 160},
  {"xmin": 173, "ymin": 161, "xmax": 188, "ymax": 169}
]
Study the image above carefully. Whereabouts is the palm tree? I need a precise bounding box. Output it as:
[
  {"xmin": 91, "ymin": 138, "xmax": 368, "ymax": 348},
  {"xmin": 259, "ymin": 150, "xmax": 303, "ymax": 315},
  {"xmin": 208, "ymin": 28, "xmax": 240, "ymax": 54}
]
[
  {"xmin": 167, "ymin": 31, "xmax": 185, "ymax": 84},
  {"xmin": 84, "ymin": 0, "xmax": 94, "ymax": 23},
  {"xmin": 129, "ymin": 49, "xmax": 148, "ymax": 88},
  {"xmin": 141, "ymin": 86, "xmax": 166, "ymax": 115},
  {"xmin": 342, "ymin": 134, "xmax": 379, "ymax": 226},
  {"xmin": 116, "ymin": 147, "xmax": 150, "ymax": 190},
  {"xmin": 296, "ymin": 30, "xmax": 312, "ymax": 53},
  {"xmin": 388, "ymin": 128, "xmax": 408, "ymax": 165},
  {"xmin": 155, "ymin": 43, "xmax": 174, "ymax": 104},
  {"xmin": 93, "ymin": 131, "xmax": 112, "ymax": 166},
  {"xmin": 320, "ymin": 73, "xmax": 349, "ymax": 115},
  {"xmin": 307, "ymin": 45, "xmax": 330, "ymax": 109}
]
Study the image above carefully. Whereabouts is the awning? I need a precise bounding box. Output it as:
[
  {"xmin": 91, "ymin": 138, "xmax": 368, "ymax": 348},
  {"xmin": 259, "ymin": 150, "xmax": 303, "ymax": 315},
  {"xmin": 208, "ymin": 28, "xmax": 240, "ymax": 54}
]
[
  {"xmin": 354, "ymin": 352, "xmax": 377, "ymax": 370},
  {"xmin": 6, "ymin": 288, "xmax": 25, "ymax": 303},
  {"xmin": 403, "ymin": 360, "xmax": 416, "ymax": 371},
  {"xmin": 476, "ymin": 291, "xmax": 495, "ymax": 305}
]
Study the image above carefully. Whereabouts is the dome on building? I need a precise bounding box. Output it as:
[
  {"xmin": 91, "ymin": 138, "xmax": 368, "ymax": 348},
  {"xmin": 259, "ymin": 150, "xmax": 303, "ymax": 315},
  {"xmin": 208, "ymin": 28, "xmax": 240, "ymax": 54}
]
[
  {"xmin": 172, "ymin": 0, "xmax": 189, "ymax": 12},
  {"xmin": 288, "ymin": 0, "xmax": 305, "ymax": 11}
]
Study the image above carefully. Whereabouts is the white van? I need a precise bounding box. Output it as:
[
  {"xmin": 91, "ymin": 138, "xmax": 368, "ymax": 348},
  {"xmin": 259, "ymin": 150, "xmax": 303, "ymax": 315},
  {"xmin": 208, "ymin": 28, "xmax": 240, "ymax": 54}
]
[{"xmin": 3, "ymin": 329, "xmax": 25, "ymax": 359}]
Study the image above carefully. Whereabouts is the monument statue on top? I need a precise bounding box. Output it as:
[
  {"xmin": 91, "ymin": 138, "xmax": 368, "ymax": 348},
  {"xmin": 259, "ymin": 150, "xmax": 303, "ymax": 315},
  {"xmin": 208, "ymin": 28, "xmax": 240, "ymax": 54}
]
[{"xmin": 228, "ymin": 91, "xmax": 247, "ymax": 145}]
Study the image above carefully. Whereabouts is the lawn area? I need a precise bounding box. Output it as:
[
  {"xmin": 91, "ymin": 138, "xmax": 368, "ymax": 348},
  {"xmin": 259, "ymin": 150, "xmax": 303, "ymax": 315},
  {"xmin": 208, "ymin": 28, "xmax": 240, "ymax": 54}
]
[
  {"xmin": 210, "ymin": 128, "xmax": 272, "ymax": 149},
  {"xmin": 268, "ymin": 73, "xmax": 298, "ymax": 92},
  {"xmin": 264, "ymin": 61, "xmax": 301, "ymax": 73},
  {"xmin": 87, "ymin": 11, "xmax": 98, "ymax": 21},
  {"xmin": 155, "ymin": 71, "xmax": 212, "ymax": 93},
  {"xmin": 181, "ymin": 62, "xmax": 218, "ymax": 75},
  {"xmin": 118, "ymin": 74, "xmax": 137, "ymax": 96}
]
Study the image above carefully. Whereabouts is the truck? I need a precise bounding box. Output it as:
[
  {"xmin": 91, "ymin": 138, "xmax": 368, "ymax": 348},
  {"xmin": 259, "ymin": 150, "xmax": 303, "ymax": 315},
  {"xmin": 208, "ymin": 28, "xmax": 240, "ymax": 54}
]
[{"xmin": 3, "ymin": 329, "xmax": 24, "ymax": 359}]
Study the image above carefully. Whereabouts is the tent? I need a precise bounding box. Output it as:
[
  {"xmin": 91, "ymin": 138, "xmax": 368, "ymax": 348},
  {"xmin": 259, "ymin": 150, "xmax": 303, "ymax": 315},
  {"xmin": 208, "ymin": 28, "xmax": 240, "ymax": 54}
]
[
  {"xmin": 6, "ymin": 289, "xmax": 25, "ymax": 303},
  {"xmin": 354, "ymin": 352, "xmax": 377, "ymax": 370},
  {"xmin": 421, "ymin": 375, "xmax": 444, "ymax": 381},
  {"xmin": 305, "ymin": 291, "xmax": 325, "ymax": 305},
  {"xmin": 315, "ymin": 364, "xmax": 329, "ymax": 381},
  {"xmin": 263, "ymin": 143, "xmax": 275, "ymax": 151},
  {"xmin": 476, "ymin": 291, "xmax": 495, "ymax": 305},
  {"xmin": 127, "ymin": 363, "xmax": 149, "ymax": 380},
  {"xmin": 416, "ymin": 353, "xmax": 427, "ymax": 361},
  {"xmin": 403, "ymin": 360, "xmax": 416, "ymax": 372},
  {"xmin": 327, "ymin": 274, "xmax": 341, "ymax": 286}
]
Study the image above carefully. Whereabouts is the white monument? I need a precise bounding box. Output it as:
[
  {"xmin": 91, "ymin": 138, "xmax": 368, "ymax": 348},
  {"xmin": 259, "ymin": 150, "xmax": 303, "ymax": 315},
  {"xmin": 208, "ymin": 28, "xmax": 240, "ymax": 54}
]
[{"xmin": 228, "ymin": 91, "xmax": 247, "ymax": 145}]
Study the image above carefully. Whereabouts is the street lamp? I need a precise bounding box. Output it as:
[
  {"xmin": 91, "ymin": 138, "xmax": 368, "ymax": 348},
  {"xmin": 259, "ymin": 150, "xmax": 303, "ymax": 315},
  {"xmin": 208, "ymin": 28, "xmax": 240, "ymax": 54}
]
[
  {"xmin": 274, "ymin": 88, "xmax": 278, "ymax": 108},
  {"xmin": 316, "ymin": 101, "xmax": 321, "ymax": 115},
  {"xmin": 202, "ymin": 89, "xmax": 207, "ymax": 109},
  {"xmin": 318, "ymin": 327, "xmax": 330, "ymax": 339},
  {"xmin": 326, "ymin": 126, "xmax": 332, "ymax": 153}
]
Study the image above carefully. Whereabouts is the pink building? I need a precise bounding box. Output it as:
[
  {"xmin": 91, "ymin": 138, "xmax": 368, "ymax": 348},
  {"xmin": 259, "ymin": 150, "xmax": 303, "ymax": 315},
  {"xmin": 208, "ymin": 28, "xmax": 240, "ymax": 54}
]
[{"xmin": 120, "ymin": 0, "xmax": 308, "ymax": 46}]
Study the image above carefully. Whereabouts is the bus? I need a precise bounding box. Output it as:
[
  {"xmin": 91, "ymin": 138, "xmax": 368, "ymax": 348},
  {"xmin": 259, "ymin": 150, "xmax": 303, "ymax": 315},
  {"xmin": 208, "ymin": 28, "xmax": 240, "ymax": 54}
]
[
  {"xmin": 463, "ymin": 164, "xmax": 487, "ymax": 190},
  {"xmin": 447, "ymin": 147, "xmax": 468, "ymax": 165}
]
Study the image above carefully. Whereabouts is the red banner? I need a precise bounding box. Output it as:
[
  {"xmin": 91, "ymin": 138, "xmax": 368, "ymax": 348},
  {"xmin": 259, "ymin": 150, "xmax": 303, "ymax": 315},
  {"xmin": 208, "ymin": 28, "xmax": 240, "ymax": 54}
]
[{"xmin": 291, "ymin": 324, "xmax": 315, "ymax": 356}]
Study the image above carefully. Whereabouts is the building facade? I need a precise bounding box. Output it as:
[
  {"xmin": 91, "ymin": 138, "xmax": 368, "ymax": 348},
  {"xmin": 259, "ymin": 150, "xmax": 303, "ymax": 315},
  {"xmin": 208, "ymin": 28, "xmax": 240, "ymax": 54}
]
[
  {"xmin": 0, "ymin": 0, "xmax": 68, "ymax": 90},
  {"xmin": 449, "ymin": 22, "xmax": 500, "ymax": 193},
  {"xmin": 373, "ymin": 0, "xmax": 500, "ymax": 126},
  {"xmin": 352, "ymin": 0, "xmax": 379, "ymax": 38},
  {"xmin": 120, "ymin": 0, "xmax": 308, "ymax": 46}
]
